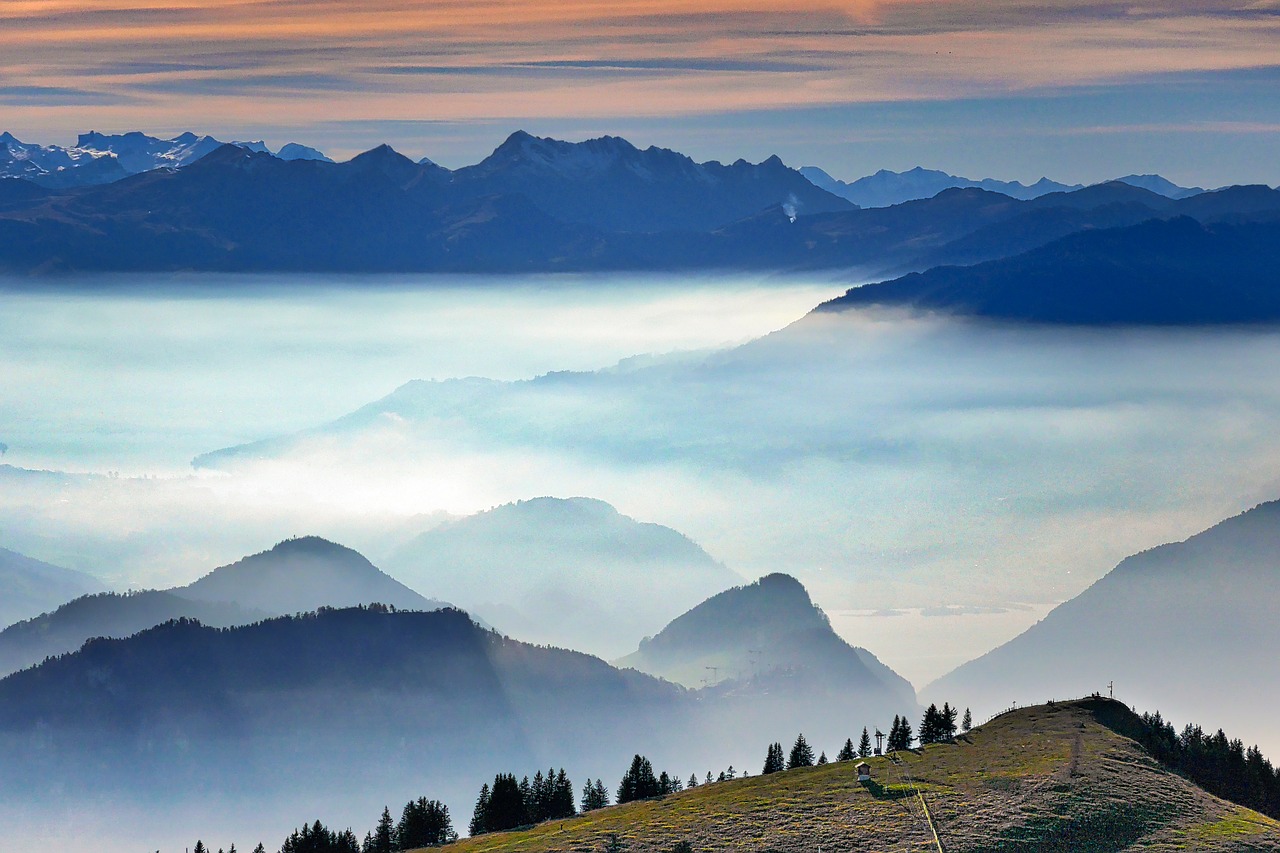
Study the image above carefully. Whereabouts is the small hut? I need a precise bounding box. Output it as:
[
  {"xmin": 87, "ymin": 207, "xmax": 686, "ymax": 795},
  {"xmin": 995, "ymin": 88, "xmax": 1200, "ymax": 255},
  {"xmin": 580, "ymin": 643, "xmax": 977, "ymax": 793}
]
[{"xmin": 855, "ymin": 761, "xmax": 871, "ymax": 782}]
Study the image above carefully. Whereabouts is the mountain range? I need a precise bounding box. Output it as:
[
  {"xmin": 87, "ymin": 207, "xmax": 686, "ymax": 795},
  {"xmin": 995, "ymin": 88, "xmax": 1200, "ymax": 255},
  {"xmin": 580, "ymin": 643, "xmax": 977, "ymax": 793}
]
[
  {"xmin": 0, "ymin": 536, "xmax": 454, "ymax": 677},
  {"xmin": 800, "ymin": 164, "xmax": 1206, "ymax": 209},
  {"xmin": 0, "ymin": 131, "xmax": 329, "ymax": 187},
  {"xmin": 0, "ymin": 569, "xmax": 917, "ymax": 850},
  {"xmin": 383, "ymin": 497, "xmax": 741, "ymax": 658},
  {"xmin": 0, "ymin": 130, "xmax": 1267, "ymax": 291}
]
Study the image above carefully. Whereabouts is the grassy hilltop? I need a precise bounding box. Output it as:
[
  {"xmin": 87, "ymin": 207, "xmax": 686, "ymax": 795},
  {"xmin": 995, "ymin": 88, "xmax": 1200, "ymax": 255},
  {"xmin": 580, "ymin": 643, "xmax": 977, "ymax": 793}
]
[{"xmin": 431, "ymin": 698, "xmax": 1280, "ymax": 853}]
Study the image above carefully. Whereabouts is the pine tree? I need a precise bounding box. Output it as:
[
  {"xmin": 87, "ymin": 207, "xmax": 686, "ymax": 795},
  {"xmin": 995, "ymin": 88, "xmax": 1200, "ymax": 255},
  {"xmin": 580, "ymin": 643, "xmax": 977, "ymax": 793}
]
[
  {"xmin": 762, "ymin": 742, "xmax": 785, "ymax": 774},
  {"xmin": 195, "ymin": 843, "xmax": 207, "ymax": 853},
  {"xmin": 686, "ymin": 773, "xmax": 699, "ymax": 789},
  {"xmin": 617, "ymin": 755, "xmax": 659, "ymax": 803},
  {"xmin": 919, "ymin": 704, "xmax": 941, "ymax": 745},
  {"xmin": 705, "ymin": 771, "xmax": 713, "ymax": 785},
  {"xmin": 788, "ymin": 734, "xmax": 815, "ymax": 769},
  {"xmin": 486, "ymin": 773, "xmax": 529, "ymax": 832},
  {"xmin": 859, "ymin": 727, "xmax": 872, "ymax": 758},
  {"xmin": 372, "ymin": 806, "xmax": 396, "ymax": 853},
  {"xmin": 899, "ymin": 716, "xmax": 914, "ymax": 750},
  {"xmin": 254, "ymin": 845, "xmax": 266, "ymax": 853},
  {"xmin": 817, "ymin": 751, "xmax": 828, "ymax": 765},
  {"xmin": 469, "ymin": 783, "xmax": 491, "ymax": 836},
  {"xmin": 837, "ymin": 738, "xmax": 856, "ymax": 762},
  {"xmin": 942, "ymin": 702, "xmax": 959, "ymax": 741},
  {"xmin": 962, "ymin": 707, "xmax": 973, "ymax": 732},
  {"xmin": 888, "ymin": 715, "xmax": 902, "ymax": 751}
]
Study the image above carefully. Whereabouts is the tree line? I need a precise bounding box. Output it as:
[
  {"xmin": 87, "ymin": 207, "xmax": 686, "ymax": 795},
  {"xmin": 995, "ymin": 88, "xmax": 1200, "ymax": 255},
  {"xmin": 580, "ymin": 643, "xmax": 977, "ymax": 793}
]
[{"xmin": 1133, "ymin": 710, "xmax": 1280, "ymax": 819}]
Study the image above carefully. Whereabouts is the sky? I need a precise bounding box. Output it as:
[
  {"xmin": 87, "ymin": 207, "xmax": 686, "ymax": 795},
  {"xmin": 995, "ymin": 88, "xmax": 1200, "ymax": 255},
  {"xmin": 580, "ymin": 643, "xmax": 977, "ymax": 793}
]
[{"xmin": 1, "ymin": 0, "xmax": 1277, "ymax": 186}]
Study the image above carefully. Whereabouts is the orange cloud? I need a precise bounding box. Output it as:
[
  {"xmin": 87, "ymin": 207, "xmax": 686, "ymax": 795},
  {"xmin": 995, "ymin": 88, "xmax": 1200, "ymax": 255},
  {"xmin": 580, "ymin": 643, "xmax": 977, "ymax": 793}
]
[{"xmin": 0, "ymin": 0, "xmax": 1275, "ymax": 142}]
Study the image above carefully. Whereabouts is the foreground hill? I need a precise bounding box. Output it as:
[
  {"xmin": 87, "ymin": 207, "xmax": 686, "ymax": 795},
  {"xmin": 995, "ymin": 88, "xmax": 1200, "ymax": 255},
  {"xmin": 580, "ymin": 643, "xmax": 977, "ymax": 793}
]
[
  {"xmin": 434, "ymin": 698, "xmax": 1280, "ymax": 853},
  {"xmin": 385, "ymin": 497, "xmax": 740, "ymax": 658},
  {"xmin": 823, "ymin": 213, "xmax": 1280, "ymax": 324},
  {"xmin": 0, "ymin": 536, "xmax": 454, "ymax": 676},
  {"xmin": 929, "ymin": 501, "xmax": 1280, "ymax": 754},
  {"xmin": 0, "ymin": 546, "xmax": 103, "ymax": 628}
]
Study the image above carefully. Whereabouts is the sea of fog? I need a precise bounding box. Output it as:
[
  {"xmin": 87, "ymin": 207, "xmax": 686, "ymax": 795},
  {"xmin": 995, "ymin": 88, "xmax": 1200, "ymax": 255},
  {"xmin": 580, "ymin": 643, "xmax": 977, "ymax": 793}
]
[{"xmin": 5, "ymin": 272, "xmax": 1280, "ymax": 685}]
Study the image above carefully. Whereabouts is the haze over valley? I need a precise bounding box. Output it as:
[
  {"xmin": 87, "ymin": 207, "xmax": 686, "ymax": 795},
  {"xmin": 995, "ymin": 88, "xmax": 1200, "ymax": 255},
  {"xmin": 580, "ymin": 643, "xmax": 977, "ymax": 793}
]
[{"xmin": 0, "ymin": 122, "xmax": 1274, "ymax": 850}]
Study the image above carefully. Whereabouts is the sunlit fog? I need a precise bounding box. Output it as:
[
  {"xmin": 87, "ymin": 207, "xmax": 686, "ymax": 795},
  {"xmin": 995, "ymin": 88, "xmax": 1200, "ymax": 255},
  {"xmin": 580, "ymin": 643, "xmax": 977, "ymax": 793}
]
[{"xmin": 4, "ymin": 275, "xmax": 1280, "ymax": 691}]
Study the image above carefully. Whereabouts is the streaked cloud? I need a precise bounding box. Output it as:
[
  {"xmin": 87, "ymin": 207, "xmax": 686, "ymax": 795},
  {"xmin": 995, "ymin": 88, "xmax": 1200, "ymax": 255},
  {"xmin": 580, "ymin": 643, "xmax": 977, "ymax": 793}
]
[{"xmin": 1, "ymin": 1, "xmax": 1276, "ymax": 152}]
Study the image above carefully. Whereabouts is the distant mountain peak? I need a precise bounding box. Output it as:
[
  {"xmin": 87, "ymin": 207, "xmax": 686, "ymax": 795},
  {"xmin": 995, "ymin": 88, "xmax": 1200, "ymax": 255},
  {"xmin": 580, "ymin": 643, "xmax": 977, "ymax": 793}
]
[
  {"xmin": 277, "ymin": 142, "xmax": 333, "ymax": 163},
  {"xmin": 261, "ymin": 535, "xmax": 358, "ymax": 558}
]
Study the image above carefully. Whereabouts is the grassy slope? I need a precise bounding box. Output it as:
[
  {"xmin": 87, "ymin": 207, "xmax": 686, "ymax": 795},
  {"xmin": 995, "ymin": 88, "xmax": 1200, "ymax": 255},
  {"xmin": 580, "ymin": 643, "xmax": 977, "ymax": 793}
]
[{"xmin": 431, "ymin": 699, "xmax": 1280, "ymax": 853}]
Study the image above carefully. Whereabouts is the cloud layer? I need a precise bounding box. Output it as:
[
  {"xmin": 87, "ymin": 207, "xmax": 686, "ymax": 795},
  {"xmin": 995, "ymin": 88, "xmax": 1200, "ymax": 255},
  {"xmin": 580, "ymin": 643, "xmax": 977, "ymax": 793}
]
[{"xmin": 2, "ymin": 0, "xmax": 1276, "ymax": 177}]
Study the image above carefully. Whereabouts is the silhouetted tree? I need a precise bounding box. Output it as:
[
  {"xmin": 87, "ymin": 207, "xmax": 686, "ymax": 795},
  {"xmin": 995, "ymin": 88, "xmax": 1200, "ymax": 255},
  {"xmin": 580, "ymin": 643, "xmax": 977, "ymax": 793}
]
[
  {"xmin": 888, "ymin": 714, "xmax": 913, "ymax": 751},
  {"xmin": 486, "ymin": 774, "xmax": 530, "ymax": 832},
  {"xmin": 817, "ymin": 751, "xmax": 828, "ymax": 765},
  {"xmin": 398, "ymin": 797, "xmax": 456, "ymax": 847},
  {"xmin": 762, "ymin": 742, "xmax": 786, "ymax": 774},
  {"xmin": 859, "ymin": 727, "xmax": 872, "ymax": 758},
  {"xmin": 686, "ymin": 773, "xmax": 698, "ymax": 789},
  {"xmin": 962, "ymin": 707, "xmax": 973, "ymax": 732},
  {"xmin": 581, "ymin": 777, "xmax": 609, "ymax": 812},
  {"xmin": 836, "ymin": 738, "xmax": 856, "ymax": 762},
  {"xmin": 371, "ymin": 807, "xmax": 396, "ymax": 853},
  {"xmin": 195, "ymin": 843, "xmax": 207, "ymax": 853},
  {"xmin": 942, "ymin": 703, "xmax": 959, "ymax": 741},
  {"xmin": 617, "ymin": 755, "xmax": 659, "ymax": 803},
  {"xmin": 788, "ymin": 734, "xmax": 815, "ymax": 769},
  {"xmin": 919, "ymin": 704, "xmax": 943, "ymax": 745},
  {"xmin": 469, "ymin": 783, "xmax": 490, "ymax": 836}
]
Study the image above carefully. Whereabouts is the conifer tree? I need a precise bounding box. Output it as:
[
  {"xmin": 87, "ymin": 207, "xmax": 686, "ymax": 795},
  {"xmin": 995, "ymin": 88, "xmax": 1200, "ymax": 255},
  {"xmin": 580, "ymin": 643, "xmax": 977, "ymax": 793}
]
[
  {"xmin": 788, "ymin": 734, "xmax": 815, "ymax": 769},
  {"xmin": 195, "ymin": 843, "xmax": 207, "ymax": 853},
  {"xmin": 919, "ymin": 704, "xmax": 941, "ymax": 745},
  {"xmin": 686, "ymin": 774, "xmax": 699, "ymax": 789},
  {"xmin": 888, "ymin": 715, "xmax": 902, "ymax": 751},
  {"xmin": 486, "ymin": 774, "xmax": 529, "ymax": 832},
  {"xmin": 705, "ymin": 771, "xmax": 713, "ymax": 785},
  {"xmin": 942, "ymin": 702, "xmax": 959, "ymax": 741},
  {"xmin": 762, "ymin": 742, "xmax": 785, "ymax": 774},
  {"xmin": 837, "ymin": 738, "xmax": 856, "ymax": 762},
  {"xmin": 469, "ymin": 783, "xmax": 491, "ymax": 836},
  {"xmin": 962, "ymin": 707, "xmax": 973, "ymax": 732},
  {"xmin": 254, "ymin": 845, "xmax": 266, "ymax": 853},
  {"xmin": 859, "ymin": 727, "xmax": 872, "ymax": 758},
  {"xmin": 899, "ymin": 716, "xmax": 914, "ymax": 750},
  {"xmin": 371, "ymin": 806, "xmax": 396, "ymax": 853},
  {"xmin": 617, "ymin": 755, "xmax": 659, "ymax": 803},
  {"xmin": 817, "ymin": 751, "xmax": 828, "ymax": 765}
]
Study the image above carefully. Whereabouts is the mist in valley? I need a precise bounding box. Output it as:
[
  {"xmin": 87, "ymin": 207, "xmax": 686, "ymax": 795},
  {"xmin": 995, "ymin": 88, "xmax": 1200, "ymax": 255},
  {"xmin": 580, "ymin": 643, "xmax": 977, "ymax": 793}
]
[
  {"xmin": 4, "ymin": 274, "xmax": 1280, "ymax": 852},
  {"xmin": 4, "ymin": 275, "xmax": 1280, "ymax": 682}
]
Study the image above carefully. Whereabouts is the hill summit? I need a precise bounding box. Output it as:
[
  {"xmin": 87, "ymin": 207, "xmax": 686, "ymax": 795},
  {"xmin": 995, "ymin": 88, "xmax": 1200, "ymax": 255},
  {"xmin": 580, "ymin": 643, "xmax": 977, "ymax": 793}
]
[
  {"xmin": 179, "ymin": 535, "xmax": 448, "ymax": 615},
  {"xmin": 434, "ymin": 698, "xmax": 1280, "ymax": 853},
  {"xmin": 617, "ymin": 573, "xmax": 918, "ymax": 721}
]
